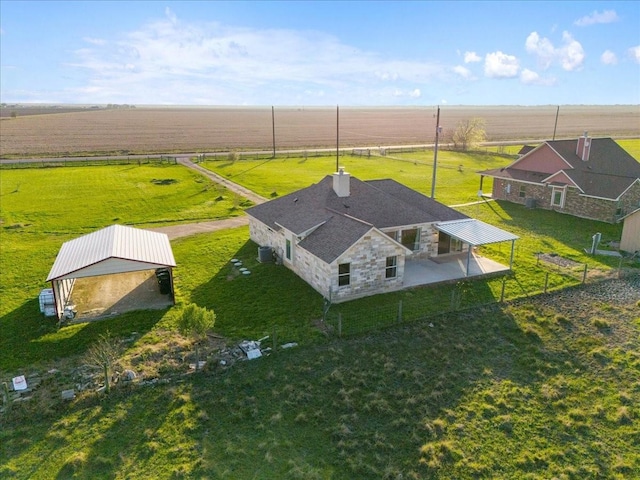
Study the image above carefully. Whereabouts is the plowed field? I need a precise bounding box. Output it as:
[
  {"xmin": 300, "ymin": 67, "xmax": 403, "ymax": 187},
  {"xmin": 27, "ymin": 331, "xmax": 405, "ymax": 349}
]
[{"xmin": 1, "ymin": 105, "xmax": 638, "ymax": 157}]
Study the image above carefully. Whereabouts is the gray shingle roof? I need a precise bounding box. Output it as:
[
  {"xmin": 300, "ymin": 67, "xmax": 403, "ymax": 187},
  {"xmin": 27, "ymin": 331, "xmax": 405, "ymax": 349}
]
[
  {"xmin": 479, "ymin": 138, "xmax": 640, "ymax": 200},
  {"xmin": 246, "ymin": 175, "xmax": 469, "ymax": 262}
]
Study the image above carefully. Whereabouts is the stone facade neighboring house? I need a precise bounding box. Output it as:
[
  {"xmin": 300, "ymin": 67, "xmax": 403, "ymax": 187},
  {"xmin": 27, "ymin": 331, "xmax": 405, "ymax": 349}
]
[
  {"xmin": 246, "ymin": 170, "xmax": 516, "ymax": 303},
  {"xmin": 478, "ymin": 134, "xmax": 640, "ymax": 224},
  {"xmin": 619, "ymin": 208, "xmax": 640, "ymax": 254}
]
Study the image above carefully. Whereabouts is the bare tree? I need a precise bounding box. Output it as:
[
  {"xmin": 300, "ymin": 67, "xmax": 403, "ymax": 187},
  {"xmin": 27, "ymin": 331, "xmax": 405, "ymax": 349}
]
[
  {"xmin": 452, "ymin": 118, "xmax": 486, "ymax": 151},
  {"xmin": 85, "ymin": 333, "xmax": 121, "ymax": 394},
  {"xmin": 177, "ymin": 304, "xmax": 216, "ymax": 371}
]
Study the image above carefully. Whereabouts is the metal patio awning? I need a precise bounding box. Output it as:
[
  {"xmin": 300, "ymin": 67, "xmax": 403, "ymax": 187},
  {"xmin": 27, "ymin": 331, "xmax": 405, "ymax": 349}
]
[{"xmin": 436, "ymin": 219, "xmax": 519, "ymax": 275}]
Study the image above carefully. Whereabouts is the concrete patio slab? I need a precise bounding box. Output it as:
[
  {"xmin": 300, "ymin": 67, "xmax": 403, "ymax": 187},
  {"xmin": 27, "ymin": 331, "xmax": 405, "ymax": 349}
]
[{"xmin": 404, "ymin": 253, "xmax": 510, "ymax": 287}]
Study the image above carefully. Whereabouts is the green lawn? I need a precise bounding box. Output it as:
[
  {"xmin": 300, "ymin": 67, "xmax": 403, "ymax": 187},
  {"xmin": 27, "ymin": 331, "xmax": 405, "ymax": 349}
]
[
  {"xmin": 199, "ymin": 139, "xmax": 639, "ymax": 206},
  {"xmin": 1, "ymin": 297, "xmax": 638, "ymax": 479},
  {"xmin": 199, "ymin": 149, "xmax": 512, "ymax": 205},
  {"xmin": 0, "ymin": 165, "xmax": 245, "ymax": 370},
  {"xmin": 1, "ymin": 149, "xmax": 639, "ymax": 478}
]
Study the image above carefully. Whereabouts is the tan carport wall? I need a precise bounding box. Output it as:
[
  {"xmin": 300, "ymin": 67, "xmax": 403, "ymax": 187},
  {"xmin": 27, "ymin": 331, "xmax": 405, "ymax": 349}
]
[
  {"xmin": 46, "ymin": 225, "xmax": 177, "ymax": 319},
  {"xmin": 435, "ymin": 219, "xmax": 519, "ymax": 276}
]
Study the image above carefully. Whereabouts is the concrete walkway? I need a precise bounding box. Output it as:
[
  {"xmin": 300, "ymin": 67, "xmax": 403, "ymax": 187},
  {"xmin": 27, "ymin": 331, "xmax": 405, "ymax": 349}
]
[
  {"xmin": 177, "ymin": 157, "xmax": 267, "ymax": 206},
  {"xmin": 146, "ymin": 157, "xmax": 270, "ymax": 240}
]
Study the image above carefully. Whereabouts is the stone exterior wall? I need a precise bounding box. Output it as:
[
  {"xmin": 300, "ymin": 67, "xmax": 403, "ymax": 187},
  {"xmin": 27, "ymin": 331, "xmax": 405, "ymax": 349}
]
[
  {"xmin": 248, "ymin": 219, "xmax": 473, "ymax": 303},
  {"xmin": 331, "ymin": 230, "xmax": 406, "ymax": 303},
  {"xmin": 618, "ymin": 182, "xmax": 640, "ymax": 218},
  {"xmin": 380, "ymin": 223, "xmax": 439, "ymax": 259},
  {"xmin": 491, "ymin": 178, "xmax": 640, "ymax": 224}
]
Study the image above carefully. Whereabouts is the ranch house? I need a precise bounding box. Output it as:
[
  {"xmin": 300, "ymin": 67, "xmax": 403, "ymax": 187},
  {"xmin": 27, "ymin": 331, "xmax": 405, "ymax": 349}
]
[
  {"xmin": 478, "ymin": 133, "xmax": 640, "ymax": 224},
  {"xmin": 246, "ymin": 169, "xmax": 518, "ymax": 303}
]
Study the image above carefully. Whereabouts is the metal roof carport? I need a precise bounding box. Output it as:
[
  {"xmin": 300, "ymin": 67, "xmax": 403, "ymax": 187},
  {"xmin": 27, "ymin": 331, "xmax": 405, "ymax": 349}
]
[
  {"xmin": 46, "ymin": 225, "xmax": 177, "ymax": 320},
  {"xmin": 435, "ymin": 219, "xmax": 519, "ymax": 276}
]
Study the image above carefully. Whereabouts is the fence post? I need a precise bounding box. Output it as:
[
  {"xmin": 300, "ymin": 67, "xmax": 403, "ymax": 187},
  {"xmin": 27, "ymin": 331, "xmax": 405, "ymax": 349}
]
[
  {"xmin": 397, "ymin": 300, "xmax": 403, "ymax": 323},
  {"xmin": 2, "ymin": 381, "xmax": 10, "ymax": 415},
  {"xmin": 544, "ymin": 272, "xmax": 549, "ymax": 294},
  {"xmin": 617, "ymin": 257, "xmax": 623, "ymax": 279},
  {"xmin": 582, "ymin": 264, "xmax": 588, "ymax": 284},
  {"xmin": 272, "ymin": 326, "xmax": 277, "ymax": 353},
  {"xmin": 338, "ymin": 313, "xmax": 342, "ymax": 338}
]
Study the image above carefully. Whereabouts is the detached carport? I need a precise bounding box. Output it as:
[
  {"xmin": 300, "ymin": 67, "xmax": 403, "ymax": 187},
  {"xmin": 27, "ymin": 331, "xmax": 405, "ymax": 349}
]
[
  {"xmin": 436, "ymin": 219, "xmax": 519, "ymax": 276},
  {"xmin": 46, "ymin": 225, "xmax": 176, "ymax": 320}
]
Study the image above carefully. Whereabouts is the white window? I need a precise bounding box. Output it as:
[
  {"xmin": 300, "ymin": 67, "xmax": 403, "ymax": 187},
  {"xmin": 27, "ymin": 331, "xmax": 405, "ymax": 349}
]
[
  {"xmin": 338, "ymin": 263, "xmax": 350, "ymax": 286},
  {"xmin": 401, "ymin": 228, "xmax": 421, "ymax": 251},
  {"xmin": 551, "ymin": 187, "xmax": 565, "ymax": 208},
  {"xmin": 385, "ymin": 256, "xmax": 397, "ymax": 279},
  {"xmin": 519, "ymin": 185, "xmax": 526, "ymax": 198}
]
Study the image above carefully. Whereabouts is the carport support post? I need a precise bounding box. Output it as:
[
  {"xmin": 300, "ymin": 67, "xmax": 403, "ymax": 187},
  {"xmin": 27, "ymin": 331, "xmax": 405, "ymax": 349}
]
[
  {"xmin": 509, "ymin": 240, "xmax": 515, "ymax": 270},
  {"xmin": 466, "ymin": 246, "xmax": 471, "ymax": 277}
]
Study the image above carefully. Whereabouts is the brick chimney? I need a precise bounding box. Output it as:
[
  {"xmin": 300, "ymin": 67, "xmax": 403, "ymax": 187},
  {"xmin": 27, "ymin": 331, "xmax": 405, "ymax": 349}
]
[
  {"xmin": 576, "ymin": 131, "xmax": 591, "ymax": 161},
  {"xmin": 333, "ymin": 167, "xmax": 350, "ymax": 197}
]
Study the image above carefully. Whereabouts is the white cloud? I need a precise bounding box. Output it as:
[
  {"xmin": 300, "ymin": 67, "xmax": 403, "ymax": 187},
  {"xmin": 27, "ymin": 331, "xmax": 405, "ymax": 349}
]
[
  {"xmin": 574, "ymin": 9, "xmax": 619, "ymax": 27},
  {"xmin": 629, "ymin": 46, "xmax": 640, "ymax": 64},
  {"xmin": 525, "ymin": 31, "xmax": 584, "ymax": 71},
  {"xmin": 65, "ymin": 11, "xmax": 449, "ymax": 104},
  {"xmin": 464, "ymin": 51, "xmax": 481, "ymax": 63},
  {"xmin": 525, "ymin": 32, "xmax": 555, "ymax": 69},
  {"xmin": 600, "ymin": 50, "xmax": 617, "ymax": 65},
  {"xmin": 452, "ymin": 65, "xmax": 472, "ymax": 78},
  {"xmin": 559, "ymin": 32, "xmax": 584, "ymax": 71},
  {"xmin": 520, "ymin": 68, "xmax": 556, "ymax": 86},
  {"xmin": 83, "ymin": 37, "xmax": 106, "ymax": 46},
  {"xmin": 484, "ymin": 51, "xmax": 519, "ymax": 78}
]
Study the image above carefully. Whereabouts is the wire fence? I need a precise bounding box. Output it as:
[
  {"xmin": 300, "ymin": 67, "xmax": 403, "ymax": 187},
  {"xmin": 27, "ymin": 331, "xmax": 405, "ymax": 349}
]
[
  {"xmin": 322, "ymin": 262, "xmax": 632, "ymax": 338},
  {"xmin": 0, "ymin": 156, "xmax": 179, "ymax": 169}
]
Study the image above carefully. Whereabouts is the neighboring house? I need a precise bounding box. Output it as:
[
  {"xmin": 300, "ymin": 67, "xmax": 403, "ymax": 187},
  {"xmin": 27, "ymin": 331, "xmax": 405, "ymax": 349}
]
[
  {"xmin": 518, "ymin": 145, "xmax": 535, "ymax": 156},
  {"xmin": 619, "ymin": 208, "xmax": 640, "ymax": 254},
  {"xmin": 246, "ymin": 169, "xmax": 517, "ymax": 303},
  {"xmin": 478, "ymin": 133, "xmax": 640, "ymax": 224}
]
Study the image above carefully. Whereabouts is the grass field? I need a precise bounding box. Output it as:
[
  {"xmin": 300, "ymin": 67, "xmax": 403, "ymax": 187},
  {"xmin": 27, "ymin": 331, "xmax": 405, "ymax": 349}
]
[
  {"xmin": 202, "ymin": 150, "xmax": 510, "ymax": 206},
  {"xmin": 1, "ymin": 145, "xmax": 639, "ymax": 478},
  {"xmin": 1, "ymin": 105, "xmax": 638, "ymax": 157}
]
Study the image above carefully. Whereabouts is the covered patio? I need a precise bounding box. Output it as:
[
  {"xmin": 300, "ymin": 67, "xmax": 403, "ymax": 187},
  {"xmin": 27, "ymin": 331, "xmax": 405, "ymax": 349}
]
[{"xmin": 403, "ymin": 218, "xmax": 518, "ymax": 287}]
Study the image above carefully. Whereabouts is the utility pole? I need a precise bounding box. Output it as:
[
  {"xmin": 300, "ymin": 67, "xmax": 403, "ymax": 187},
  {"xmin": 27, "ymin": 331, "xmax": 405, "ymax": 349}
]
[
  {"xmin": 336, "ymin": 105, "xmax": 340, "ymax": 172},
  {"xmin": 271, "ymin": 106, "xmax": 276, "ymax": 158},
  {"xmin": 552, "ymin": 105, "xmax": 559, "ymax": 141},
  {"xmin": 430, "ymin": 106, "xmax": 441, "ymax": 199}
]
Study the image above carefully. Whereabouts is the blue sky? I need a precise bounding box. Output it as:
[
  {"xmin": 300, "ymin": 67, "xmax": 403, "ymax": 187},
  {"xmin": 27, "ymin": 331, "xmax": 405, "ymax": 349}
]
[{"xmin": 1, "ymin": 1, "xmax": 639, "ymax": 106}]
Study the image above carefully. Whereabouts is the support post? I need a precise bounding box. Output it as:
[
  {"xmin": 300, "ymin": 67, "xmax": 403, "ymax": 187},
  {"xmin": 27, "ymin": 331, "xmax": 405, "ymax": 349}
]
[
  {"xmin": 582, "ymin": 264, "xmax": 588, "ymax": 284},
  {"xmin": 336, "ymin": 105, "xmax": 340, "ymax": 172},
  {"xmin": 271, "ymin": 106, "xmax": 276, "ymax": 158}
]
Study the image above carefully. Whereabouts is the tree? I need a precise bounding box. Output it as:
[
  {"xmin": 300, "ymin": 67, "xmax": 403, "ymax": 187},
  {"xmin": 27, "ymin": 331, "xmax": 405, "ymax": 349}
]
[
  {"xmin": 85, "ymin": 333, "xmax": 121, "ymax": 394},
  {"xmin": 452, "ymin": 117, "xmax": 486, "ymax": 151},
  {"xmin": 177, "ymin": 304, "xmax": 216, "ymax": 371}
]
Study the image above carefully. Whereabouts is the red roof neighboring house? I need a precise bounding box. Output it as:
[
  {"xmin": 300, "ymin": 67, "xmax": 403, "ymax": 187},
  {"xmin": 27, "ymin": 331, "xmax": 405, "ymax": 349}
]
[{"xmin": 479, "ymin": 133, "xmax": 640, "ymax": 223}]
